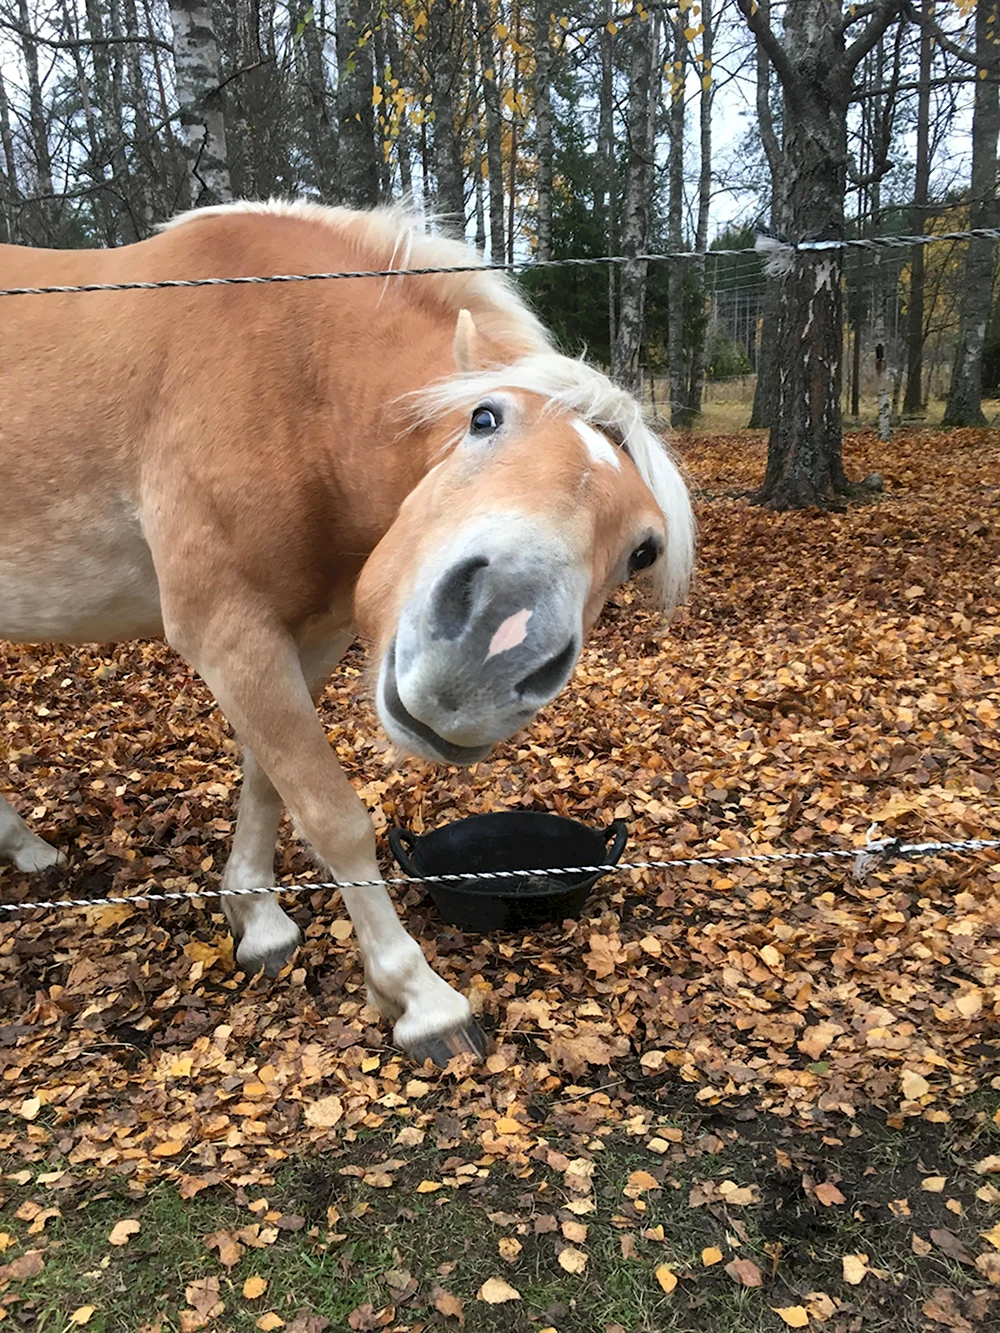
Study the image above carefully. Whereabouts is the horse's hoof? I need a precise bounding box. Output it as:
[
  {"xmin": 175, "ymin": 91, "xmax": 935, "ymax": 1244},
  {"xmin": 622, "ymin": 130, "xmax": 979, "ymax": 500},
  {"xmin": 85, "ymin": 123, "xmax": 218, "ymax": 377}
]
[
  {"xmin": 406, "ymin": 1019, "xmax": 489, "ymax": 1068},
  {"xmin": 12, "ymin": 839, "xmax": 65, "ymax": 874},
  {"xmin": 236, "ymin": 922, "xmax": 303, "ymax": 979}
]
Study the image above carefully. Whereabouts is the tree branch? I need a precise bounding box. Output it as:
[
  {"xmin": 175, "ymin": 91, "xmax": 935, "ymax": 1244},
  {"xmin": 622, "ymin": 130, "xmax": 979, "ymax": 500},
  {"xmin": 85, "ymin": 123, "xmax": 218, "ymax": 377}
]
[
  {"xmin": 733, "ymin": 0, "xmax": 796, "ymax": 88},
  {"xmin": 0, "ymin": 16, "xmax": 173, "ymax": 53},
  {"xmin": 843, "ymin": 0, "xmax": 905, "ymax": 75},
  {"xmin": 901, "ymin": 0, "xmax": 1000, "ymax": 68}
]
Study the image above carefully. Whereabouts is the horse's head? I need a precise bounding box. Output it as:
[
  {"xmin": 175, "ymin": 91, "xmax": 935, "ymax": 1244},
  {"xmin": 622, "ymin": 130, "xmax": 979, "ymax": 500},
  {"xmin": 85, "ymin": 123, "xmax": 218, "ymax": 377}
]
[{"xmin": 355, "ymin": 312, "xmax": 695, "ymax": 764}]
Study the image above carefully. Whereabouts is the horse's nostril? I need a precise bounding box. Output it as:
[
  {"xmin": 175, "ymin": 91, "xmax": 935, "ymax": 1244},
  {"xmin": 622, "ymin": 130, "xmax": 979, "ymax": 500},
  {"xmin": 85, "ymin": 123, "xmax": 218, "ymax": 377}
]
[
  {"xmin": 429, "ymin": 556, "xmax": 489, "ymax": 640},
  {"xmin": 515, "ymin": 638, "xmax": 577, "ymax": 700}
]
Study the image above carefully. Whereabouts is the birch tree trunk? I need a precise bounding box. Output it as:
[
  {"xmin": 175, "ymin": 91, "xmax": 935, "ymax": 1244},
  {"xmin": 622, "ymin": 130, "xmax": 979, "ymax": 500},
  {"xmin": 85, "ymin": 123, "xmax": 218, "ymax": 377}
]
[
  {"xmin": 17, "ymin": 0, "xmax": 57, "ymax": 241},
  {"xmin": 598, "ymin": 0, "xmax": 617, "ymax": 356},
  {"xmin": 667, "ymin": 13, "xmax": 688, "ymax": 427},
  {"xmin": 610, "ymin": 8, "xmax": 656, "ymax": 394},
  {"xmin": 748, "ymin": 0, "xmax": 782, "ymax": 431},
  {"xmin": 297, "ymin": 0, "xmax": 337, "ymax": 200},
  {"xmin": 0, "ymin": 69, "xmax": 16, "ymax": 244},
  {"xmin": 684, "ymin": 0, "xmax": 714, "ymax": 425},
  {"xmin": 475, "ymin": 0, "xmax": 506, "ymax": 260},
  {"xmin": 336, "ymin": 0, "xmax": 379, "ymax": 207},
  {"xmin": 534, "ymin": 0, "xmax": 553, "ymax": 261},
  {"xmin": 429, "ymin": 0, "xmax": 466, "ymax": 224},
  {"xmin": 168, "ymin": 0, "xmax": 232, "ymax": 206},
  {"xmin": 903, "ymin": 0, "xmax": 933, "ymax": 415},
  {"xmin": 943, "ymin": 0, "xmax": 1000, "ymax": 427}
]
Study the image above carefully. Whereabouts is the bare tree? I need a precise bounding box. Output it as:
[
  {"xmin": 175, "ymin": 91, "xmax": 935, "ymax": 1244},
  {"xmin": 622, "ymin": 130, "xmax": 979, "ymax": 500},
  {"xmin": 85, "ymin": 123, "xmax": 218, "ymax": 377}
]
[
  {"xmin": 943, "ymin": 0, "xmax": 1000, "ymax": 426},
  {"xmin": 534, "ymin": 0, "xmax": 553, "ymax": 260},
  {"xmin": 903, "ymin": 0, "xmax": 934, "ymax": 415},
  {"xmin": 737, "ymin": 0, "xmax": 903, "ymax": 510},
  {"xmin": 336, "ymin": 0, "xmax": 378, "ymax": 207},
  {"xmin": 474, "ymin": 0, "xmax": 506, "ymax": 259},
  {"xmin": 428, "ymin": 0, "xmax": 466, "ymax": 224},
  {"xmin": 611, "ymin": 6, "xmax": 658, "ymax": 393}
]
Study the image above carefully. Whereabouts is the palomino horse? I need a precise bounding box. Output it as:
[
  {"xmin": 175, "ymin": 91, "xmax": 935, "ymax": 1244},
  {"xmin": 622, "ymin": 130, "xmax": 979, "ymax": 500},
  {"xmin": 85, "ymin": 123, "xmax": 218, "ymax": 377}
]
[{"xmin": 0, "ymin": 200, "xmax": 694, "ymax": 1064}]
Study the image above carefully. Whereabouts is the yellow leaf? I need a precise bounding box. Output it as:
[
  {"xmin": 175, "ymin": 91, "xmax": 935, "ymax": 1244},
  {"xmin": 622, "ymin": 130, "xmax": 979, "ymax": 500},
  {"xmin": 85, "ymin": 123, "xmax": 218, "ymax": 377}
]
[
  {"xmin": 558, "ymin": 1246, "xmax": 587, "ymax": 1274},
  {"xmin": 606, "ymin": 20, "xmax": 618, "ymax": 33},
  {"xmin": 329, "ymin": 919, "xmax": 353, "ymax": 941},
  {"xmin": 108, "ymin": 1219, "xmax": 140, "ymax": 1246},
  {"xmin": 900, "ymin": 1070, "xmax": 930, "ymax": 1100},
  {"xmin": 150, "ymin": 1140, "xmax": 185, "ymax": 1158},
  {"xmin": 69, "ymin": 1308, "xmax": 95, "ymax": 1326},
  {"xmin": 169, "ymin": 1057, "xmax": 193, "ymax": 1078},
  {"xmin": 655, "ymin": 1264, "xmax": 678, "ymax": 1293},
  {"xmin": 416, "ymin": 1180, "xmax": 443, "ymax": 1193},
  {"xmin": 304, "ymin": 1095, "xmax": 344, "ymax": 1129},
  {"xmin": 842, "ymin": 1253, "xmax": 869, "ymax": 1285},
  {"xmin": 243, "ymin": 1276, "xmax": 267, "ymax": 1299},
  {"xmin": 257, "ymin": 1316, "xmax": 284, "ymax": 1331},
  {"xmin": 372, "ymin": 85, "xmax": 383, "ymax": 106},
  {"xmin": 495, "ymin": 1117, "xmax": 524, "ymax": 1135},
  {"xmin": 773, "ymin": 1308, "xmax": 809, "ymax": 1329},
  {"xmin": 19, "ymin": 1097, "xmax": 40, "ymax": 1121},
  {"xmin": 478, "ymin": 1277, "xmax": 521, "ymax": 1303},
  {"xmin": 498, "ymin": 1237, "xmax": 522, "ymax": 1261},
  {"xmin": 922, "ymin": 1176, "xmax": 947, "ymax": 1192},
  {"xmin": 702, "ymin": 1247, "xmax": 723, "ymax": 1266},
  {"xmin": 981, "ymin": 1222, "xmax": 1000, "ymax": 1250}
]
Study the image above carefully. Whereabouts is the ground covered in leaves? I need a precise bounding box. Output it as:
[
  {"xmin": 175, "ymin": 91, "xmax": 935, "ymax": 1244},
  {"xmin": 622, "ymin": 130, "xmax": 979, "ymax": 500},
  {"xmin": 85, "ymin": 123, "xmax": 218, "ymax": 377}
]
[{"xmin": 1, "ymin": 428, "xmax": 999, "ymax": 1332}]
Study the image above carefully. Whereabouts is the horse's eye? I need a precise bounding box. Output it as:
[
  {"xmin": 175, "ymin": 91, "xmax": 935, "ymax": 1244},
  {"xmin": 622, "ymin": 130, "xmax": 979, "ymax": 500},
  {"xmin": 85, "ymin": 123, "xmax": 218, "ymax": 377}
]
[
  {"xmin": 629, "ymin": 540, "xmax": 659, "ymax": 573},
  {"xmin": 470, "ymin": 405, "xmax": 501, "ymax": 435}
]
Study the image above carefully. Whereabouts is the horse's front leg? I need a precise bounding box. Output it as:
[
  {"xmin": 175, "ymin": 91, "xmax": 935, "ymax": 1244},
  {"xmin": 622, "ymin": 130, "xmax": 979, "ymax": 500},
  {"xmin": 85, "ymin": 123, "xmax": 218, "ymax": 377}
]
[
  {"xmin": 221, "ymin": 630, "xmax": 354, "ymax": 977},
  {"xmin": 172, "ymin": 611, "xmax": 485, "ymax": 1064}
]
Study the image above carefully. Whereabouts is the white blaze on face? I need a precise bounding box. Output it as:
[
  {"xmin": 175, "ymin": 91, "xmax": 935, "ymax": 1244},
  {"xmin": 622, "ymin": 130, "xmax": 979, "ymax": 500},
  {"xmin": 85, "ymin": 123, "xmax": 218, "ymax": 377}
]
[
  {"xmin": 573, "ymin": 418, "xmax": 622, "ymax": 471},
  {"xmin": 487, "ymin": 608, "xmax": 533, "ymax": 659}
]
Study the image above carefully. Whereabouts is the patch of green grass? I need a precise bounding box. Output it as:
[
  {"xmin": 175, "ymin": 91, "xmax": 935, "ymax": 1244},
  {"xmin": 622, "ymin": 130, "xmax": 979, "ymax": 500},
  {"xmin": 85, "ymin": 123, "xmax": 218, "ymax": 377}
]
[{"xmin": 3, "ymin": 1098, "xmax": 998, "ymax": 1333}]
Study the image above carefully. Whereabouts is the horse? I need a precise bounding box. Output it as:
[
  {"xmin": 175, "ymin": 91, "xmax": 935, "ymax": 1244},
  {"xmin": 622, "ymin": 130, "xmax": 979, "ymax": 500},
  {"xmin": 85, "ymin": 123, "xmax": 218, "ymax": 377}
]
[{"xmin": 0, "ymin": 199, "xmax": 694, "ymax": 1066}]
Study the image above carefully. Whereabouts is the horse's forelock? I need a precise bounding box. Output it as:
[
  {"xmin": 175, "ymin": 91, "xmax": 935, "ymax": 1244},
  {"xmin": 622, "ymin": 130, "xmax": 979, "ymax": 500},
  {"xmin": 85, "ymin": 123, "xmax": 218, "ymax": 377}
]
[{"xmin": 405, "ymin": 354, "xmax": 695, "ymax": 613}]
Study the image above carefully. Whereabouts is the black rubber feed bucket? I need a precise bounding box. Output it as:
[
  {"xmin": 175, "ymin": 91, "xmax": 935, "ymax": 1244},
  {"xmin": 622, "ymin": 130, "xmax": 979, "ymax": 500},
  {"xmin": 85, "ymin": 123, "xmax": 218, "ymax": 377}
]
[{"xmin": 388, "ymin": 812, "xmax": 628, "ymax": 931}]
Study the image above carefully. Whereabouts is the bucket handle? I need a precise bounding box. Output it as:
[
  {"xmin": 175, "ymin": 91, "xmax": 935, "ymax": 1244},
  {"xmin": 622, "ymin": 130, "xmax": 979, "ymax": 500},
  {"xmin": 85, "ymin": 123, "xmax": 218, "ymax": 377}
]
[
  {"xmin": 387, "ymin": 827, "xmax": 422, "ymax": 878},
  {"xmin": 603, "ymin": 820, "xmax": 629, "ymax": 866}
]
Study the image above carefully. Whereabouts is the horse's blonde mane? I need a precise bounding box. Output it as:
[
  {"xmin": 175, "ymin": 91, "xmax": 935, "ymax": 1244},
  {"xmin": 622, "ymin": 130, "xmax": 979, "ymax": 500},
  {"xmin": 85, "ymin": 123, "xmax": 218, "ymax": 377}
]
[
  {"xmin": 164, "ymin": 199, "xmax": 694, "ymax": 613},
  {"xmin": 161, "ymin": 197, "xmax": 551, "ymax": 359}
]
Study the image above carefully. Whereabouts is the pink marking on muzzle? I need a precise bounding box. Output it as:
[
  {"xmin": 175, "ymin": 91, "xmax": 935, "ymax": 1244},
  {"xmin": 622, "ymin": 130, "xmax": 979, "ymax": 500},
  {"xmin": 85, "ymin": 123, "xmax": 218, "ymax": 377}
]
[{"xmin": 486, "ymin": 608, "xmax": 533, "ymax": 660}]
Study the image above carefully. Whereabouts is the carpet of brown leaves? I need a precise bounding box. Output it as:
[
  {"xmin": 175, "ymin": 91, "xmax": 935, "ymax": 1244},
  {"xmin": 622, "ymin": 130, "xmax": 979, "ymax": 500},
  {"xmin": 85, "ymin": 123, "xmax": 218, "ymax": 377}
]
[{"xmin": 1, "ymin": 428, "xmax": 998, "ymax": 1198}]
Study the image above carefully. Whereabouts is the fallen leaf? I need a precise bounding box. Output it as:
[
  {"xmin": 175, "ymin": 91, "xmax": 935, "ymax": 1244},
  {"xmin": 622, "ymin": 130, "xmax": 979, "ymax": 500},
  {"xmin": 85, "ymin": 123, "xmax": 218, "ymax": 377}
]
[
  {"xmin": 304, "ymin": 1096, "xmax": 343, "ymax": 1130},
  {"xmin": 204, "ymin": 1229, "xmax": 245, "ymax": 1268},
  {"xmin": 69, "ymin": 1308, "xmax": 95, "ymax": 1326},
  {"xmin": 655, "ymin": 1264, "xmax": 678, "ymax": 1294},
  {"xmin": 922, "ymin": 1176, "xmax": 947, "ymax": 1193},
  {"xmin": 257, "ymin": 1316, "xmax": 284, "ymax": 1332},
  {"xmin": 433, "ymin": 1287, "xmax": 464, "ymax": 1324},
  {"xmin": 900, "ymin": 1069, "xmax": 930, "ymax": 1100},
  {"xmin": 558, "ymin": 1246, "xmax": 587, "ymax": 1274},
  {"xmin": 498, "ymin": 1237, "xmax": 521, "ymax": 1262},
  {"xmin": 702, "ymin": 1247, "xmax": 723, "ymax": 1266},
  {"xmin": 814, "ymin": 1182, "xmax": 846, "ymax": 1207},
  {"xmin": 243, "ymin": 1276, "xmax": 268, "ymax": 1299},
  {"xmin": 108, "ymin": 1218, "xmax": 141, "ymax": 1246},
  {"xmin": 773, "ymin": 1308, "xmax": 809, "ymax": 1329},
  {"xmin": 725, "ymin": 1258, "xmax": 763, "ymax": 1287},
  {"xmin": 477, "ymin": 1277, "xmax": 521, "ymax": 1304},
  {"xmin": 842, "ymin": 1253, "xmax": 869, "ymax": 1285},
  {"xmin": 930, "ymin": 1228, "xmax": 974, "ymax": 1265}
]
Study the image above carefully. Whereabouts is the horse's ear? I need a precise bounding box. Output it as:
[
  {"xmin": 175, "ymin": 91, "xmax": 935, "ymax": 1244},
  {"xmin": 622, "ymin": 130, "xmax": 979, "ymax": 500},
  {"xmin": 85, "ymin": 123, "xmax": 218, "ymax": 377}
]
[{"xmin": 453, "ymin": 308, "xmax": 481, "ymax": 373}]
